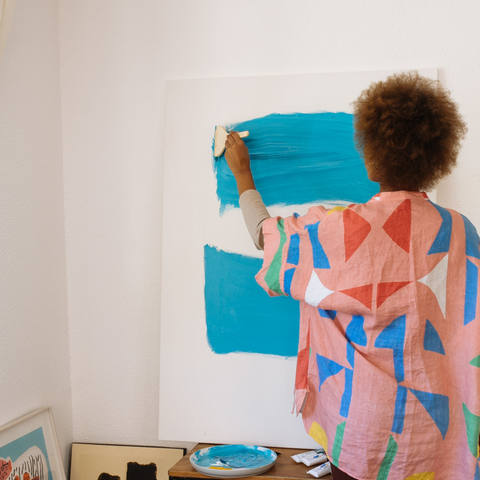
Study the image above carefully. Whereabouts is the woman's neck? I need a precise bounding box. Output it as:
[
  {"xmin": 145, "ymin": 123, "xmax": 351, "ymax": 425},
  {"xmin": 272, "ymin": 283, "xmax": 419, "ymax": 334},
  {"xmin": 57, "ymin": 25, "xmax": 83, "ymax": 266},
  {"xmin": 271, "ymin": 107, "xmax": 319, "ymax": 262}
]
[{"xmin": 379, "ymin": 184, "xmax": 420, "ymax": 193}]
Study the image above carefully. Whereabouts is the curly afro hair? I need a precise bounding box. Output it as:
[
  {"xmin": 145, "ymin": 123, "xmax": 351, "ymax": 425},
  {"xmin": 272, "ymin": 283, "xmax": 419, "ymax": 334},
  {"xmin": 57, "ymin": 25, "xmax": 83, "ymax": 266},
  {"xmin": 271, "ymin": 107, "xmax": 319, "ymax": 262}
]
[{"xmin": 353, "ymin": 72, "xmax": 467, "ymax": 191}]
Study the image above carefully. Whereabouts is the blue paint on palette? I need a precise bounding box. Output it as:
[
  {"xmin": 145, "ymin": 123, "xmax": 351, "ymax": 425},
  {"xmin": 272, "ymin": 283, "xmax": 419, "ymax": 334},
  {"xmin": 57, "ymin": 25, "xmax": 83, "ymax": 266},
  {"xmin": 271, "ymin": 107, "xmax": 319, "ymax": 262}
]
[
  {"xmin": 204, "ymin": 245, "xmax": 299, "ymax": 356},
  {"xmin": 192, "ymin": 444, "xmax": 277, "ymax": 469},
  {"xmin": 213, "ymin": 112, "xmax": 379, "ymax": 214}
]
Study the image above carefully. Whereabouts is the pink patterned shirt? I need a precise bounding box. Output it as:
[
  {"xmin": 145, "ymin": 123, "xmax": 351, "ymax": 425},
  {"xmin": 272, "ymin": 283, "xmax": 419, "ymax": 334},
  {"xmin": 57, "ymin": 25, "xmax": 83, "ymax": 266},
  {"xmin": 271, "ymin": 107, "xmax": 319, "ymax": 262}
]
[{"xmin": 256, "ymin": 191, "xmax": 480, "ymax": 480}]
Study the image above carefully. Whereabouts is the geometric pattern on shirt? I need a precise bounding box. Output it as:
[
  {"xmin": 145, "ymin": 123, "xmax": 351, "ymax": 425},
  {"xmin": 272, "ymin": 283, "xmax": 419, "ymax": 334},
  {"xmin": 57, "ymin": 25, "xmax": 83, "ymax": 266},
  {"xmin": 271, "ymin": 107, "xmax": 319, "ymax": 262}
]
[
  {"xmin": 424, "ymin": 319, "xmax": 445, "ymax": 355},
  {"xmin": 383, "ymin": 199, "xmax": 411, "ymax": 253},
  {"xmin": 462, "ymin": 402, "xmax": 480, "ymax": 457},
  {"xmin": 377, "ymin": 435, "xmax": 398, "ymax": 480},
  {"xmin": 264, "ymin": 219, "xmax": 287, "ymax": 295},
  {"xmin": 409, "ymin": 388, "xmax": 449, "ymax": 440},
  {"xmin": 428, "ymin": 202, "xmax": 452, "ymax": 255},
  {"xmin": 404, "ymin": 472, "xmax": 435, "ymax": 480},
  {"xmin": 377, "ymin": 282, "xmax": 411, "ymax": 309},
  {"xmin": 304, "ymin": 222, "xmax": 330, "ymax": 269},
  {"xmin": 319, "ymin": 308, "xmax": 336, "ymax": 320},
  {"xmin": 316, "ymin": 353, "xmax": 353, "ymax": 419},
  {"xmin": 345, "ymin": 315, "xmax": 367, "ymax": 346},
  {"xmin": 463, "ymin": 214, "xmax": 480, "ymax": 259},
  {"xmin": 340, "ymin": 284, "xmax": 373, "ymax": 310},
  {"xmin": 343, "ymin": 209, "xmax": 371, "ymax": 262},
  {"xmin": 417, "ymin": 254, "xmax": 449, "ymax": 318},
  {"xmin": 374, "ymin": 314, "xmax": 406, "ymax": 383},
  {"xmin": 305, "ymin": 270, "xmax": 334, "ymax": 307},
  {"xmin": 392, "ymin": 386, "xmax": 449, "ymax": 440},
  {"xmin": 470, "ymin": 355, "xmax": 480, "ymax": 368},
  {"xmin": 331, "ymin": 421, "xmax": 347, "ymax": 467},
  {"xmin": 465, "ymin": 258, "xmax": 478, "ymax": 326}
]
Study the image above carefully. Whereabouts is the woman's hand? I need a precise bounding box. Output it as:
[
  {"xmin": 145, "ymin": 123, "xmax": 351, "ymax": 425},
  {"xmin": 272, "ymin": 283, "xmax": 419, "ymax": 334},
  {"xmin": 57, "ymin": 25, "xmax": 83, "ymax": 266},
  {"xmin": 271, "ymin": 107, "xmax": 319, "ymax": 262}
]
[
  {"xmin": 225, "ymin": 131, "xmax": 256, "ymax": 195},
  {"xmin": 225, "ymin": 131, "xmax": 250, "ymax": 176}
]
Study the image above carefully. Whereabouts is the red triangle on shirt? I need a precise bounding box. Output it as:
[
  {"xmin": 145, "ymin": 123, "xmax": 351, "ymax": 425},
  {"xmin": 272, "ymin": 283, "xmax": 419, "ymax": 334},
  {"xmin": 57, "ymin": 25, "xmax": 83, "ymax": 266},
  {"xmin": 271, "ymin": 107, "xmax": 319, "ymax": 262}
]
[
  {"xmin": 295, "ymin": 325, "xmax": 310, "ymax": 390},
  {"xmin": 377, "ymin": 281, "xmax": 411, "ymax": 309},
  {"xmin": 382, "ymin": 199, "xmax": 411, "ymax": 253},
  {"xmin": 344, "ymin": 209, "xmax": 372, "ymax": 262},
  {"xmin": 340, "ymin": 284, "xmax": 373, "ymax": 310}
]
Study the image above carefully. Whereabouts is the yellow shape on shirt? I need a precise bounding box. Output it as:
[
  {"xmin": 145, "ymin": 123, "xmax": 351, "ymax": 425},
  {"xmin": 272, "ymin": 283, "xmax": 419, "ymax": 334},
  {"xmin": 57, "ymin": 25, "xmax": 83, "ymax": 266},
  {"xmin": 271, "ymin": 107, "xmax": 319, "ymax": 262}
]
[
  {"xmin": 308, "ymin": 422, "xmax": 328, "ymax": 452},
  {"xmin": 328, "ymin": 206, "xmax": 348, "ymax": 215},
  {"xmin": 405, "ymin": 472, "xmax": 435, "ymax": 480}
]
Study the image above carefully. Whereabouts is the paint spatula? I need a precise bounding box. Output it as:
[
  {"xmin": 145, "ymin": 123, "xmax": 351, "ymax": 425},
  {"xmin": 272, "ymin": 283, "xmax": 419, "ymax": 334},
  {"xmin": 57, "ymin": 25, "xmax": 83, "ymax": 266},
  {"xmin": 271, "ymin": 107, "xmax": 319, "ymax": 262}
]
[{"xmin": 214, "ymin": 126, "xmax": 249, "ymax": 157}]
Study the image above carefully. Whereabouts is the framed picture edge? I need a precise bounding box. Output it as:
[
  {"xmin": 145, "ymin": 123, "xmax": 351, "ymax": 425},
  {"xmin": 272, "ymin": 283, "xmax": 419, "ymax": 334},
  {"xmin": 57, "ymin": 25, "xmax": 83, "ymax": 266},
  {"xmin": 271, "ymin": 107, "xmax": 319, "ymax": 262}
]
[
  {"xmin": 70, "ymin": 441, "xmax": 187, "ymax": 456},
  {"xmin": 69, "ymin": 442, "xmax": 187, "ymax": 480},
  {"xmin": 0, "ymin": 406, "xmax": 66, "ymax": 480}
]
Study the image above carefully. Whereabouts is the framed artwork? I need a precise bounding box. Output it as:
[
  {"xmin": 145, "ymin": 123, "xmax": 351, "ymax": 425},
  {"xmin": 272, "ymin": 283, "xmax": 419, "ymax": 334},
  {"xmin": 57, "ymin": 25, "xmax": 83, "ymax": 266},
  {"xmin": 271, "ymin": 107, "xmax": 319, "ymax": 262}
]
[
  {"xmin": 159, "ymin": 69, "xmax": 438, "ymax": 447},
  {"xmin": 0, "ymin": 407, "xmax": 66, "ymax": 480},
  {"xmin": 69, "ymin": 444, "xmax": 185, "ymax": 480}
]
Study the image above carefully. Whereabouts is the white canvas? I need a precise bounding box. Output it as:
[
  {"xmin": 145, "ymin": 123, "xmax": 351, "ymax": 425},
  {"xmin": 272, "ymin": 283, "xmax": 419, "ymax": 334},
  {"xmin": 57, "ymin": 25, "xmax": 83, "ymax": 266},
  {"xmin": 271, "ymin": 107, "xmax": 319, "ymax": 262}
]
[{"xmin": 159, "ymin": 69, "xmax": 437, "ymax": 447}]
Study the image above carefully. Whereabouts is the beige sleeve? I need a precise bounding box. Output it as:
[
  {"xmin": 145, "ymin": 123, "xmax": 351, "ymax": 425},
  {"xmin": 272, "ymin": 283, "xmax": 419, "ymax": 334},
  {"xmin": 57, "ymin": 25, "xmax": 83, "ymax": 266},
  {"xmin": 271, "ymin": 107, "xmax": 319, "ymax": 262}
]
[{"xmin": 239, "ymin": 189, "xmax": 271, "ymax": 250}]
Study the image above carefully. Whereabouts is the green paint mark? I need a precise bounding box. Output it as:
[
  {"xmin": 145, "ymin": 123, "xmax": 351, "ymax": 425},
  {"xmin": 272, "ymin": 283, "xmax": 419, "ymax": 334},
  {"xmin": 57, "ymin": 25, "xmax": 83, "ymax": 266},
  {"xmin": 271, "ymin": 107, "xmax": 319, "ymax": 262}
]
[
  {"xmin": 331, "ymin": 421, "xmax": 346, "ymax": 466},
  {"xmin": 463, "ymin": 403, "xmax": 480, "ymax": 457},
  {"xmin": 264, "ymin": 219, "xmax": 287, "ymax": 295},
  {"xmin": 377, "ymin": 435, "xmax": 398, "ymax": 480},
  {"xmin": 470, "ymin": 355, "xmax": 480, "ymax": 368}
]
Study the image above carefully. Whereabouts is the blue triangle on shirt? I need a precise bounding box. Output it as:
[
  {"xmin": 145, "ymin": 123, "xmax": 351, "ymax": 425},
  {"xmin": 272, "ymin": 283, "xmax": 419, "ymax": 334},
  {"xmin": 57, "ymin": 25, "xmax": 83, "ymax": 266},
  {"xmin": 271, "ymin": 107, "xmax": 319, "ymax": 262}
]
[
  {"xmin": 408, "ymin": 388, "xmax": 449, "ymax": 440},
  {"xmin": 316, "ymin": 354, "xmax": 344, "ymax": 389},
  {"xmin": 346, "ymin": 315, "xmax": 367, "ymax": 346},
  {"xmin": 424, "ymin": 319, "xmax": 445, "ymax": 355},
  {"xmin": 463, "ymin": 214, "xmax": 480, "ymax": 259},
  {"xmin": 475, "ymin": 461, "xmax": 480, "ymax": 480},
  {"xmin": 427, "ymin": 202, "xmax": 452, "ymax": 255}
]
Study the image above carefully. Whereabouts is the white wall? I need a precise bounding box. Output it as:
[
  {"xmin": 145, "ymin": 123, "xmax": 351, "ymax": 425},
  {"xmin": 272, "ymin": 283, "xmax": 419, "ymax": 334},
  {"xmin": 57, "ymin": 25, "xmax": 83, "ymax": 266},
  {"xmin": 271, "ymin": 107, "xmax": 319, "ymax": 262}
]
[
  {"xmin": 58, "ymin": 0, "xmax": 480, "ymax": 447},
  {"xmin": 0, "ymin": 0, "xmax": 73, "ymax": 467}
]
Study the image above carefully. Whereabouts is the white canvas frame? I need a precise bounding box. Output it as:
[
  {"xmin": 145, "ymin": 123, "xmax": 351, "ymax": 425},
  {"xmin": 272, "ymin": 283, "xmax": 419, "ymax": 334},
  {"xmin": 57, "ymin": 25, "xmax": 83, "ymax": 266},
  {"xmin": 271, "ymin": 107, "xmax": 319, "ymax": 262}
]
[{"xmin": 159, "ymin": 69, "xmax": 438, "ymax": 448}]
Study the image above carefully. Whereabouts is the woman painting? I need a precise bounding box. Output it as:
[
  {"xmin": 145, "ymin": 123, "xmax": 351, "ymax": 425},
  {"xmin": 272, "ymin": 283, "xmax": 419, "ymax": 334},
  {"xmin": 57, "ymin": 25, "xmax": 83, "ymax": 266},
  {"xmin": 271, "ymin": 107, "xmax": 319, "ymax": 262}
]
[{"xmin": 224, "ymin": 72, "xmax": 478, "ymax": 480}]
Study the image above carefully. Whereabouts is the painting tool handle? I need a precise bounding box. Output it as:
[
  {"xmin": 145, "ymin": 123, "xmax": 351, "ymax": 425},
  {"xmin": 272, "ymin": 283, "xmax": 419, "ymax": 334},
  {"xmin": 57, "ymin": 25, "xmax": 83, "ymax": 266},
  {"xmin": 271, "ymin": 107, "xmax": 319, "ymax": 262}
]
[{"xmin": 213, "ymin": 125, "xmax": 250, "ymax": 157}]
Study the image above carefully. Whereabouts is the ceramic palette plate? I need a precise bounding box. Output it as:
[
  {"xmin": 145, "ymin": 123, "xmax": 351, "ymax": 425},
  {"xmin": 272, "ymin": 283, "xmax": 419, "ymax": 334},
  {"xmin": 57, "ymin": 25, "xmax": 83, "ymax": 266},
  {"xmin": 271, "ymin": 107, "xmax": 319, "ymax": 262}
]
[{"xmin": 189, "ymin": 444, "xmax": 277, "ymax": 478}]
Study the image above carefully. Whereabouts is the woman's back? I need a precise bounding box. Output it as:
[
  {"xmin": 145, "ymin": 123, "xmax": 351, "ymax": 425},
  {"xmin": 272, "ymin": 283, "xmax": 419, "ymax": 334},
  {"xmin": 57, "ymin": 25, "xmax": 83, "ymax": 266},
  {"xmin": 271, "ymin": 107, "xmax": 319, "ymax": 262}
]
[{"xmin": 256, "ymin": 191, "xmax": 480, "ymax": 480}]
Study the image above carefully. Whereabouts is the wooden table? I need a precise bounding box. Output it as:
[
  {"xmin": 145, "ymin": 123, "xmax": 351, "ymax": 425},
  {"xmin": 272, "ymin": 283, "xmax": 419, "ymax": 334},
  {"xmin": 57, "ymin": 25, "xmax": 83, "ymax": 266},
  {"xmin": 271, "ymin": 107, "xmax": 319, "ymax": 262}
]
[{"xmin": 168, "ymin": 443, "xmax": 332, "ymax": 480}]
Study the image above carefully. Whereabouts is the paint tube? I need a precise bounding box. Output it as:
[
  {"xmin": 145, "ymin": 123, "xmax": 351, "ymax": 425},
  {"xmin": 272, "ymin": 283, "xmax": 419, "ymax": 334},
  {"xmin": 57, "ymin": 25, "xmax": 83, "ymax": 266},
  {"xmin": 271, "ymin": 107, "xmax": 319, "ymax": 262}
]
[
  {"xmin": 307, "ymin": 461, "xmax": 332, "ymax": 478},
  {"xmin": 302, "ymin": 452, "xmax": 328, "ymax": 466},
  {"xmin": 291, "ymin": 448, "xmax": 325, "ymax": 464}
]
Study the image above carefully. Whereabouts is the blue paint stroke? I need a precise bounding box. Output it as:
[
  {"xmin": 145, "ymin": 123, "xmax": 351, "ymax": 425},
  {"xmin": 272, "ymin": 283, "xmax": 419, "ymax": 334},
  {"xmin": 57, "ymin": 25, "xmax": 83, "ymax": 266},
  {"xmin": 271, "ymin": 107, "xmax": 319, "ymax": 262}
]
[
  {"xmin": 392, "ymin": 385, "xmax": 408, "ymax": 434},
  {"xmin": 463, "ymin": 214, "xmax": 480, "ymax": 260},
  {"xmin": 213, "ymin": 112, "xmax": 379, "ymax": 214},
  {"xmin": 465, "ymin": 259, "xmax": 478, "ymax": 326},
  {"xmin": 408, "ymin": 388, "xmax": 449, "ymax": 440},
  {"xmin": 340, "ymin": 368, "xmax": 354, "ymax": 418},
  {"xmin": 287, "ymin": 233, "xmax": 300, "ymax": 265},
  {"xmin": 374, "ymin": 314, "xmax": 406, "ymax": 383},
  {"xmin": 427, "ymin": 202, "xmax": 452, "ymax": 255},
  {"xmin": 305, "ymin": 222, "xmax": 330, "ymax": 269},
  {"xmin": 204, "ymin": 245, "xmax": 299, "ymax": 356},
  {"xmin": 424, "ymin": 319, "xmax": 445, "ymax": 355}
]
